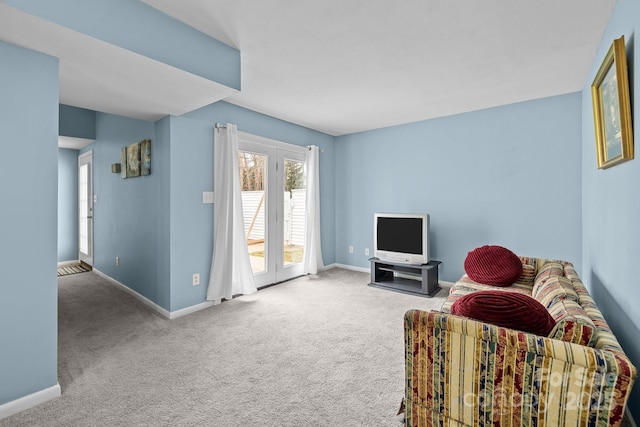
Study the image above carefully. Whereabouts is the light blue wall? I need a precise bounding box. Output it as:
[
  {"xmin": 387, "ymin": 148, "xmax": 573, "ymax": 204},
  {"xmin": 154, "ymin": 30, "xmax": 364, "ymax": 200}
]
[
  {"xmin": 59, "ymin": 104, "xmax": 96, "ymax": 139},
  {"xmin": 6, "ymin": 0, "xmax": 240, "ymax": 90},
  {"xmin": 335, "ymin": 93, "xmax": 583, "ymax": 282},
  {"xmin": 5, "ymin": 2, "xmax": 636, "ymax": 416},
  {"xmin": 0, "ymin": 41, "xmax": 59, "ymax": 404},
  {"xmin": 581, "ymin": 0, "xmax": 640, "ymax": 418},
  {"xmin": 154, "ymin": 116, "xmax": 171, "ymax": 311},
  {"xmin": 58, "ymin": 148, "xmax": 79, "ymax": 262},
  {"xmin": 84, "ymin": 113, "xmax": 170, "ymax": 309},
  {"xmin": 165, "ymin": 102, "xmax": 336, "ymax": 311},
  {"xmin": 183, "ymin": 100, "xmax": 337, "ymax": 272},
  {"xmin": 58, "ymin": 105, "xmax": 95, "ymax": 264},
  {"xmin": 71, "ymin": 101, "xmax": 335, "ymax": 314},
  {"xmin": 166, "ymin": 116, "xmax": 213, "ymax": 311}
]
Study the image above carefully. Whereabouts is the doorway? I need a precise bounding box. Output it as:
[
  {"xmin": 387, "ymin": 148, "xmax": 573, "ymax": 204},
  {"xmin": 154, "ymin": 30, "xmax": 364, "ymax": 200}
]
[
  {"xmin": 78, "ymin": 151, "xmax": 93, "ymax": 267},
  {"xmin": 237, "ymin": 133, "xmax": 307, "ymax": 288}
]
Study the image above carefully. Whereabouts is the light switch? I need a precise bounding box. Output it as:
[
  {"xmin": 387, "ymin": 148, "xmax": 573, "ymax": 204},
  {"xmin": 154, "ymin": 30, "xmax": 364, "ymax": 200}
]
[{"xmin": 202, "ymin": 191, "xmax": 214, "ymax": 204}]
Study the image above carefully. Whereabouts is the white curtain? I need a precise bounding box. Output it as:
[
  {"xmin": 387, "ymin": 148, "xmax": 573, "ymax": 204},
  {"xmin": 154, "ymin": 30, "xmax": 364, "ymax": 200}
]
[
  {"xmin": 303, "ymin": 145, "xmax": 324, "ymax": 274},
  {"xmin": 207, "ymin": 124, "xmax": 257, "ymax": 301}
]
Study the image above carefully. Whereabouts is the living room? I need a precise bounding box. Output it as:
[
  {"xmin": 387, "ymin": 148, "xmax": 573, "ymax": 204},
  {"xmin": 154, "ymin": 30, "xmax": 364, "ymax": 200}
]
[{"xmin": 1, "ymin": 0, "xmax": 639, "ymax": 424}]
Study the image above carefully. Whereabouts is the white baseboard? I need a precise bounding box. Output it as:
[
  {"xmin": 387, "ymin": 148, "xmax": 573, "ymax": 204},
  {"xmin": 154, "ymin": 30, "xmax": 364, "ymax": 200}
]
[
  {"xmin": 168, "ymin": 300, "xmax": 214, "ymax": 319},
  {"xmin": 333, "ymin": 263, "xmax": 369, "ymax": 273},
  {"xmin": 92, "ymin": 269, "xmax": 171, "ymax": 318},
  {"xmin": 319, "ymin": 263, "xmax": 336, "ymax": 271},
  {"xmin": 0, "ymin": 383, "xmax": 60, "ymax": 420},
  {"xmin": 92, "ymin": 269, "xmax": 213, "ymax": 319}
]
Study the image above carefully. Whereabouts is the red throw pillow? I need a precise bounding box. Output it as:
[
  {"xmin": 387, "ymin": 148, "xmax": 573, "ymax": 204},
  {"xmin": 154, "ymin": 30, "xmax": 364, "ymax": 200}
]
[
  {"xmin": 451, "ymin": 290, "xmax": 556, "ymax": 336},
  {"xmin": 464, "ymin": 245, "xmax": 523, "ymax": 286}
]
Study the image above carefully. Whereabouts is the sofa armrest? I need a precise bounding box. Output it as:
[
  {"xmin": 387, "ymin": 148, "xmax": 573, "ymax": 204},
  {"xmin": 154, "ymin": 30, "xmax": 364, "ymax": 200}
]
[{"xmin": 404, "ymin": 310, "xmax": 636, "ymax": 427}]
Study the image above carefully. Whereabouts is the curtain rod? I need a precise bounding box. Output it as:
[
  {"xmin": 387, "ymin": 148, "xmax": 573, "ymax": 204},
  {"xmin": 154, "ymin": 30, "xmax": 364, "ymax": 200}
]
[{"xmin": 215, "ymin": 123, "xmax": 323, "ymax": 152}]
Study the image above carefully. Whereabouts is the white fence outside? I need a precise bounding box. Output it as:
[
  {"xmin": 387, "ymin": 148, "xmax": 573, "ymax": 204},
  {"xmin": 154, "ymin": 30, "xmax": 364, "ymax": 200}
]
[{"xmin": 241, "ymin": 190, "xmax": 306, "ymax": 246}]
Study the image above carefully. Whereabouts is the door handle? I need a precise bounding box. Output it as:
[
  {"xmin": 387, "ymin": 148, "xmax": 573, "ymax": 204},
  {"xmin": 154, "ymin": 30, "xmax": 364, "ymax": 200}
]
[{"xmin": 87, "ymin": 216, "xmax": 93, "ymax": 219}]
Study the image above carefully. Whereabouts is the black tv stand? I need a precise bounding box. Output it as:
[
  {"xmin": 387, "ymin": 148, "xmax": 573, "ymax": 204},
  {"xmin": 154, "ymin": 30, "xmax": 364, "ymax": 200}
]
[{"xmin": 368, "ymin": 258, "xmax": 441, "ymax": 297}]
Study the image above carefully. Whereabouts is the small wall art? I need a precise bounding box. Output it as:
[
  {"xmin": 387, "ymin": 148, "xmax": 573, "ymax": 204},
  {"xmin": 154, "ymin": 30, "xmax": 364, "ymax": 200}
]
[
  {"xmin": 120, "ymin": 147, "xmax": 127, "ymax": 178},
  {"xmin": 141, "ymin": 139, "xmax": 151, "ymax": 176},
  {"xmin": 126, "ymin": 141, "xmax": 141, "ymax": 178},
  {"xmin": 120, "ymin": 139, "xmax": 151, "ymax": 179}
]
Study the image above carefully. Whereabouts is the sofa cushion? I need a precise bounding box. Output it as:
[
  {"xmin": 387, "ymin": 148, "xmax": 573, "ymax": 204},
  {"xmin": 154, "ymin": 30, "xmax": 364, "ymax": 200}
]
[
  {"xmin": 533, "ymin": 276, "xmax": 580, "ymax": 306},
  {"xmin": 455, "ymin": 275, "xmax": 534, "ymax": 294},
  {"xmin": 450, "ymin": 290, "xmax": 556, "ymax": 336},
  {"xmin": 440, "ymin": 281, "xmax": 532, "ymax": 313},
  {"xmin": 464, "ymin": 245, "xmax": 523, "ymax": 287},
  {"xmin": 534, "ymin": 262, "xmax": 564, "ymax": 287},
  {"xmin": 544, "ymin": 297, "xmax": 597, "ymax": 347},
  {"xmin": 516, "ymin": 256, "xmax": 538, "ymax": 285},
  {"xmin": 550, "ymin": 317, "xmax": 597, "ymax": 347},
  {"xmin": 517, "ymin": 262, "xmax": 537, "ymax": 286}
]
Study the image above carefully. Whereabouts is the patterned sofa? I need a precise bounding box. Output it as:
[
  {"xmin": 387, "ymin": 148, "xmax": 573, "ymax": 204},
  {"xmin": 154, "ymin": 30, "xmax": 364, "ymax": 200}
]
[{"xmin": 404, "ymin": 256, "xmax": 637, "ymax": 426}]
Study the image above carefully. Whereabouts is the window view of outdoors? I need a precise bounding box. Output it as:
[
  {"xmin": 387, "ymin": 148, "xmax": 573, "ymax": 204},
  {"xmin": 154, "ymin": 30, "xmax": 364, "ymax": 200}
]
[
  {"xmin": 282, "ymin": 159, "xmax": 306, "ymax": 265},
  {"xmin": 238, "ymin": 152, "xmax": 306, "ymax": 274},
  {"xmin": 238, "ymin": 151, "xmax": 266, "ymax": 273}
]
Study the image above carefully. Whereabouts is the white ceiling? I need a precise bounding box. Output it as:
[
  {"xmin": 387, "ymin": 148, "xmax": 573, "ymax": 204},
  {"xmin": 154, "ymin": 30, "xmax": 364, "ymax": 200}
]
[
  {"xmin": 0, "ymin": 3, "xmax": 237, "ymax": 121},
  {"xmin": 1, "ymin": 1, "xmax": 616, "ymax": 136}
]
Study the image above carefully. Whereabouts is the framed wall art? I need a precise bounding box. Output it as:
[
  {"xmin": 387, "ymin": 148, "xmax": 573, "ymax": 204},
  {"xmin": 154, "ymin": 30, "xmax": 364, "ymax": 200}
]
[
  {"xmin": 140, "ymin": 139, "xmax": 151, "ymax": 176},
  {"xmin": 120, "ymin": 147, "xmax": 127, "ymax": 178},
  {"xmin": 119, "ymin": 139, "xmax": 151, "ymax": 179},
  {"xmin": 591, "ymin": 35, "xmax": 634, "ymax": 169},
  {"xmin": 126, "ymin": 141, "xmax": 141, "ymax": 178}
]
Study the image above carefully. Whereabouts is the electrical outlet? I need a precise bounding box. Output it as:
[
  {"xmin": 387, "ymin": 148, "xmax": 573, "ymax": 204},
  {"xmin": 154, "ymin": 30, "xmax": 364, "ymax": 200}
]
[
  {"xmin": 364, "ymin": 248, "xmax": 369, "ymax": 256},
  {"xmin": 192, "ymin": 273, "xmax": 200, "ymax": 286},
  {"xmin": 115, "ymin": 256, "xmax": 120, "ymax": 267},
  {"xmin": 348, "ymin": 245, "xmax": 354, "ymax": 254}
]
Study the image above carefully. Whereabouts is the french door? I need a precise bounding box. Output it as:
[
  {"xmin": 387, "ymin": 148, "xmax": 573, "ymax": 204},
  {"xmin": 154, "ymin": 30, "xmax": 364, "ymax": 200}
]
[
  {"xmin": 237, "ymin": 134, "xmax": 307, "ymax": 288},
  {"xmin": 78, "ymin": 151, "xmax": 93, "ymax": 266}
]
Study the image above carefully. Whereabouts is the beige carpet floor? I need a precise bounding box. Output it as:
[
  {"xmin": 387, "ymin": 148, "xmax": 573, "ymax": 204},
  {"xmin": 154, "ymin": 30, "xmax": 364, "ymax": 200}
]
[{"xmin": 1, "ymin": 267, "xmax": 447, "ymax": 426}]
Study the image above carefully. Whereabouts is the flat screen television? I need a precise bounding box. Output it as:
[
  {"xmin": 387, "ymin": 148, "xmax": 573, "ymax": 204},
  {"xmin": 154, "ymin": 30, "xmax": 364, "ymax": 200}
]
[{"xmin": 374, "ymin": 213, "xmax": 430, "ymax": 265}]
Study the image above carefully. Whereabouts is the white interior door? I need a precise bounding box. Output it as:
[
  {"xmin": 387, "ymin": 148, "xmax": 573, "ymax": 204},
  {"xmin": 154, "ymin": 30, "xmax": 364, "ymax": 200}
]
[
  {"xmin": 238, "ymin": 134, "xmax": 307, "ymax": 287},
  {"xmin": 78, "ymin": 151, "xmax": 93, "ymax": 266}
]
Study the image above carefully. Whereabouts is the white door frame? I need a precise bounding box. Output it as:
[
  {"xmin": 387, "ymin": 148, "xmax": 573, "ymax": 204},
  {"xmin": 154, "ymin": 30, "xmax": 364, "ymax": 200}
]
[
  {"xmin": 238, "ymin": 132, "xmax": 307, "ymax": 287},
  {"xmin": 78, "ymin": 151, "xmax": 93, "ymax": 266},
  {"xmin": 276, "ymin": 149, "xmax": 306, "ymax": 281}
]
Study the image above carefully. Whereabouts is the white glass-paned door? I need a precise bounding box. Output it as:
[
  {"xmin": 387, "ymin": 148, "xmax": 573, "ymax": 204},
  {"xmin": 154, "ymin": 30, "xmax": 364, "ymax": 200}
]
[
  {"xmin": 238, "ymin": 150, "xmax": 267, "ymax": 275},
  {"xmin": 238, "ymin": 135, "xmax": 307, "ymax": 287},
  {"xmin": 280, "ymin": 154, "xmax": 306, "ymax": 273},
  {"xmin": 78, "ymin": 151, "xmax": 93, "ymax": 266}
]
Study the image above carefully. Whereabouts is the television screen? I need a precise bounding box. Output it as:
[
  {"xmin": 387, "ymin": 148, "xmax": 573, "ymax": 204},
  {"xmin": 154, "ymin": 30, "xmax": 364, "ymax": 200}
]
[
  {"xmin": 374, "ymin": 213, "xmax": 429, "ymax": 264},
  {"xmin": 376, "ymin": 217, "xmax": 422, "ymax": 254}
]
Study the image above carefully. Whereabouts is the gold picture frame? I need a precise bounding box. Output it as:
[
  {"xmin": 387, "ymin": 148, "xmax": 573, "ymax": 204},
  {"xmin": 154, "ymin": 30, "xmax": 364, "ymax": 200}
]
[{"xmin": 591, "ymin": 36, "xmax": 634, "ymax": 169}]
